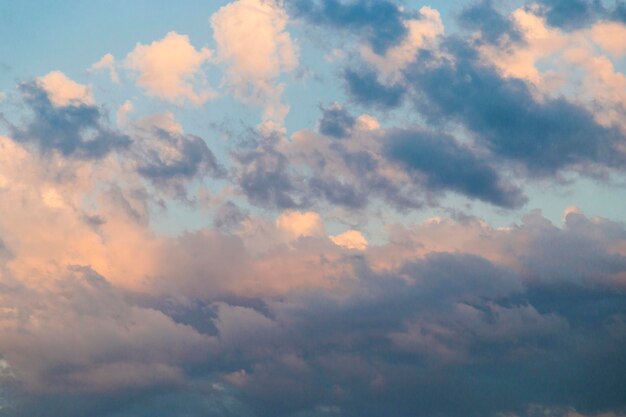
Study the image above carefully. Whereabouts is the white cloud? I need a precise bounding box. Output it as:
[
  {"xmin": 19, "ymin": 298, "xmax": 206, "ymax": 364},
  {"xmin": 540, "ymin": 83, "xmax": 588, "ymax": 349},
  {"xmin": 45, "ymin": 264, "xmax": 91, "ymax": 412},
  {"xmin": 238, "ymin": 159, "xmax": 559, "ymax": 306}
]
[
  {"xmin": 330, "ymin": 229, "xmax": 368, "ymax": 251},
  {"xmin": 125, "ymin": 31, "xmax": 214, "ymax": 105},
  {"xmin": 90, "ymin": 53, "xmax": 119, "ymax": 83},
  {"xmin": 37, "ymin": 71, "xmax": 94, "ymax": 107},
  {"xmin": 116, "ymin": 100, "xmax": 133, "ymax": 126},
  {"xmin": 210, "ymin": 0, "xmax": 298, "ymax": 128},
  {"xmin": 276, "ymin": 210, "xmax": 325, "ymax": 239}
]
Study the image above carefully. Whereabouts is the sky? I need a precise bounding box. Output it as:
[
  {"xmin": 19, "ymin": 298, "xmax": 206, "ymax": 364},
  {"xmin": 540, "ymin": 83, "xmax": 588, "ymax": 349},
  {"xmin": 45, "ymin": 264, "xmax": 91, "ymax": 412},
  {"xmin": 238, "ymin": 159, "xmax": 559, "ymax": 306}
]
[{"xmin": 0, "ymin": 0, "xmax": 625, "ymax": 416}]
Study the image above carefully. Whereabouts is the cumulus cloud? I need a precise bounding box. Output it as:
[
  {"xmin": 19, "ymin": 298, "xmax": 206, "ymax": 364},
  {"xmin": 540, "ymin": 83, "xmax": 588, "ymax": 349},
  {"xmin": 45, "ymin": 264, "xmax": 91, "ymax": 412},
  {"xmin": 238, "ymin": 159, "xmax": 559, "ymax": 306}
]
[
  {"xmin": 130, "ymin": 112, "xmax": 224, "ymax": 195},
  {"xmin": 7, "ymin": 77, "xmax": 130, "ymax": 159},
  {"xmin": 37, "ymin": 71, "xmax": 94, "ymax": 107},
  {"xmin": 125, "ymin": 31, "xmax": 214, "ymax": 105},
  {"xmin": 359, "ymin": 6, "xmax": 444, "ymax": 80},
  {"xmin": 330, "ymin": 229, "xmax": 368, "ymax": 250},
  {"xmin": 211, "ymin": 0, "xmax": 297, "ymax": 127}
]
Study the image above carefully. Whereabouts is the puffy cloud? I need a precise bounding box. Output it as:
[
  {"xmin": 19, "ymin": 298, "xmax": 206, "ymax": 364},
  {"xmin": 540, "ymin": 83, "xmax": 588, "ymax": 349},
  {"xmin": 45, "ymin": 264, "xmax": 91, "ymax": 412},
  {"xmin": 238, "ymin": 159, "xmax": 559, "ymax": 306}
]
[
  {"xmin": 8, "ymin": 78, "xmax": 130, "ymax": 159},
  {"xmin": 125, "ymin": 31, "xmax": 214, "ymax": 105},
  {"xmin": 591, "ymin": 21, "xmax": 626, "ymax": 56},
  {"xmin": 289, "ymin": 0, "xmax": 407, "ymax": 55},
  {"xmin": 36, "ymin": 71, "xmax": 94, "ymax": 107},
  {"xmin": 130, "ymin": 112, "xmax": 224, "ymax": 194},
  {"xmin": 1, "ymin": 138, "xmax": 626, "ymax": 417},
  {"xmin": 318, "ymin": 104, "xmax": 356, "ymax": 138},
  {"xmin": 403, "ymin": 40, "xmax": 625, "ymax": 176},
  {"xmin": 478, "ymin": 8, "xmax": 626, "ymax": 129},
  {"xmin": 276, "ymin": 210, "xmax": 325, "ymax": 239},
  {"xmin": 359, "ymin": 6, "xmax": 444, "ymax": 80},
  {"xmin": 330, "ymin": 230, "xmax": 368, "ymax": 250},
  {"xmin": 210, "ymin": 0, "xmax": 297, "ymax": 127},
  {"xmin": 384, "ymin": 128, "xmax": 526, "ymax": 208}
]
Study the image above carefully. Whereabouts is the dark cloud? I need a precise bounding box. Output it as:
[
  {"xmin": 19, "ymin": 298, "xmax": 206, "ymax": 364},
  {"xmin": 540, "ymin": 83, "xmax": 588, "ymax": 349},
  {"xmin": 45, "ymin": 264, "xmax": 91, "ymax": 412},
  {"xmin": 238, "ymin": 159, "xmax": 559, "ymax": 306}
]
[
  {"xmin": 536, "ymin": 0, "xmax": 604, "ymax": 30},
  {"xmin": 613, "ymin": 1, "xmax": 626, "ymax": 21},
  {"xmin": 345, "ymin": 69, "xmax": 405, "ymax": 109},
  {"xmin": 384, "ymin": 128, "xmax": 527, "ymax": 208},
  {"xmin": 458, "ymin": 0, "xmax": 522, "ymax": 43},
  {"xmin": 8, "ymin": 81, "xmax": 130, "ymax": 159},
  {"xmin": 233, "ymin": 132, "xmax": 303, "ymax": 209},
  {"xmin": 135, "ymin": 127, "xmax": 224, "ymax": 186},
  {"xmin": 288, "ymin": 0, "xmax": 408, "ymax": 54},
  {"xmin": 213, "ymin": 201, "xmax": 248, "ymax": 232},
  {"xmin": 318, "ymin": 105, "xmax": 356, "ymax": 138},
  {"xmin": 534, "ymin": 0, "xmax": 626, "ymax": 28},
  {"xmin": 403, "ymin": 40, "xmax": 625, "ymax": 176}
]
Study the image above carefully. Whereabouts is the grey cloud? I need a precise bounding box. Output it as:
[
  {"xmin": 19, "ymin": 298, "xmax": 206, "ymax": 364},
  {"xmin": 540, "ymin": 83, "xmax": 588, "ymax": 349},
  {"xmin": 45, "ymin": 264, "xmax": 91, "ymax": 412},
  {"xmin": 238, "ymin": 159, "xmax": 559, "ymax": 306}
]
[
  {"xmin": 384, "ymin": 128, "xmax": 527, "ymax": 208},
  {"xmin": 458, "ymin": 0, "xmax": 522, "ymax": 43},
  {"xmin": 288, "ymin": 0, "xmax": 408, "ymax": 54},
  {"xmin": 233, "ymin": 132, "xmax": 304, "ymax": 209},
  {"xmin": 318, "ymin": 105, "xmax": 356, "ymax": 139},
  {"xmin": 213, "ymin": 201, "xmax": 249, "ymax": 232},
  {"xmin": 136, "ymin": 129, "xmax": 223, "ymax": 182},
  {"xmin": 345, "ymin": 69, "xmax": 405, "ymax": 109},
  {"xmin": 403, "ymin": 40, "xmax": 625, "ymax": 176},
  {"xmin": 8, "ymin": 81, "xmax": 130, "ymax": 159}
]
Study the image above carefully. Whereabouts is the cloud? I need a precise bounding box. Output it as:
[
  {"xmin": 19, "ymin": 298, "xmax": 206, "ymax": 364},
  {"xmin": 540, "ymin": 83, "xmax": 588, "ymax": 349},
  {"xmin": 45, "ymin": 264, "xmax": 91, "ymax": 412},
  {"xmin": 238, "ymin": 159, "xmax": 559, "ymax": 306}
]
[
  {"xmin": 130, "ymin": 112, "xmax": 224, "ymax": 194},
  {"xmin": 330, "ymin": 230, "xmax": 368, "ymax": 250},
  {"xmin": 37, "ymin": 71, "xmax": 94, "ymax": 107},
  {"xmin": 344, "ymin": 69, "xmax": 405, "ymax": 109},
  {"xmin": 89, "ymin": 53, "xmax": 119, "ymax": 83},
  {"xmin": 210, "ymin": 0, "xmax": 297, "ymax": 127},
  {"xmin": 7, "ymin": 78, "xmax": 130, "ymax": 159},
  {"xmin": 384, "ymin": 128, "xmax": 526, "ymax": 208},
  {"xmin": 403, "ymin": 40, "xmax": 625, "ymax": 176},
  {"xmin": 125, "ymin": 31, "xmax": 214, "ymax": 105},
  {"xmin": 477, "ymin": 8, "xmax": 626, "ymax": 130},
  {"xmin": 536, "ymin": 0, "xmax": 604, "ymax": 30},
  {"xmin": 359, "ymin": 6, "xmax": 444, "ymax": 80},
  {"xmin": 1, "ymin": 140, "xmax": 626, "ymax": 417},
  {"xmin": 318, "ymin": 104, "xmax": 356, "ymax": 138},
  {"xmin": 233, "ymin": 131, "xmax": 303, "ymax": 209},
  {"xmin": 458, "ymin": 0, "xmax": 521, "ymax": 43},
  {"xmin": 0, "ymin": 266, "xmax": 212, "ymax": 394},
  {"xmin": 276, "ymin": 210, "xmax": 325, "ymax": 239},
  {"xmin": 289, "ymin": 0, "xmax": 407, "ymax": 55}
]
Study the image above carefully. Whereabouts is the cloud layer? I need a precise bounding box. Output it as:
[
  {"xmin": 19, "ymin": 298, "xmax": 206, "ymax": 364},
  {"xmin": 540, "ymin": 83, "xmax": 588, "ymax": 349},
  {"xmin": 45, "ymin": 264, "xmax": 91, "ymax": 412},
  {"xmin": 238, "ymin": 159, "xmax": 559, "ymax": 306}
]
[{"xmin": 1, "ymin": 1, "xmax": 626, "ymax": 416}]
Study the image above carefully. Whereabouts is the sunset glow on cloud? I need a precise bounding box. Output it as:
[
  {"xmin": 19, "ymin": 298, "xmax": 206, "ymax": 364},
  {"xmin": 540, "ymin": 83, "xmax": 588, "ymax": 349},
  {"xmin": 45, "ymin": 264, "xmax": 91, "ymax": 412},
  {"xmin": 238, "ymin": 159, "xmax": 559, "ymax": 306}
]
[{"xmin": 0, "ymin": 1, "xmax": 625, "ymax": 416}]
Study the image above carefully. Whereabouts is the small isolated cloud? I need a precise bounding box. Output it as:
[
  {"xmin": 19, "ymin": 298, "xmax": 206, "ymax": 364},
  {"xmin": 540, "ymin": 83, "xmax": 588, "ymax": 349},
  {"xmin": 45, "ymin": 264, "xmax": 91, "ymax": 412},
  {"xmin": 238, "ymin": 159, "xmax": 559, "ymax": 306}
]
[
  {"xmin": 125, "ymin": 31, "xmax": 214, "ymax": 105},
  {"xmin": 211, "ymin": 0, "xmax": 298, "ymax": 127},
  {"xmin": 89, "ymin": 53, "xmax": 119, "ymax": 83},
  {"xmin": 330, "ymin": 229, "xmax": 368, "ymax": 250}
]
